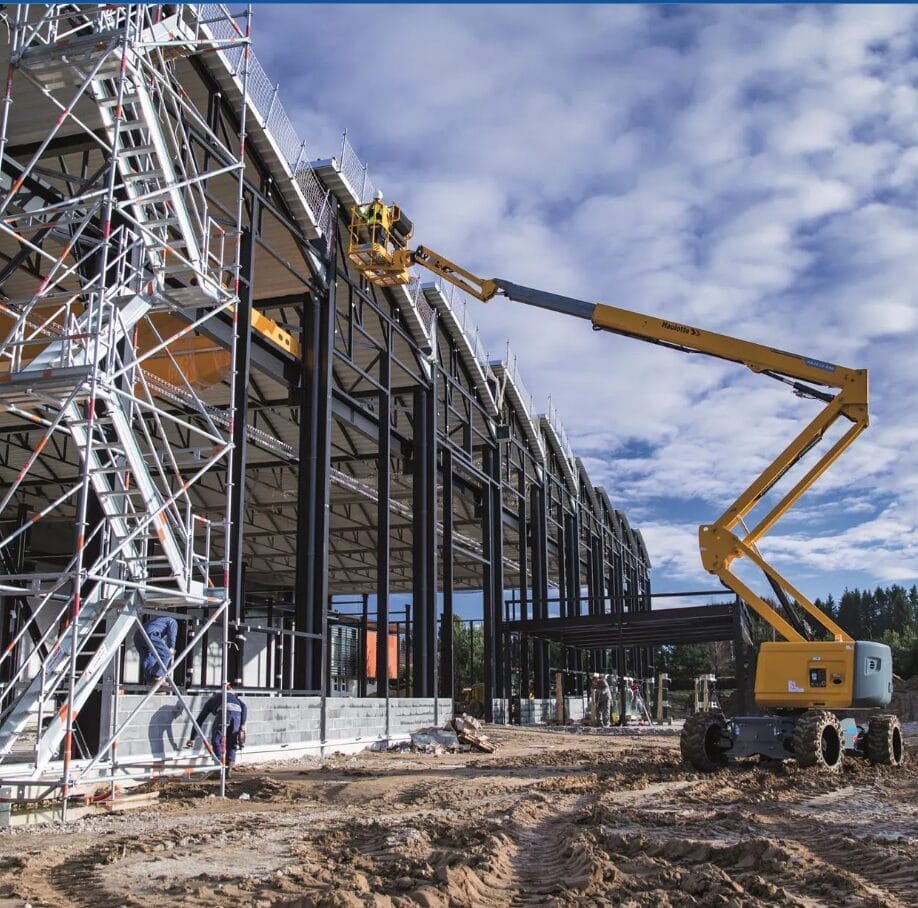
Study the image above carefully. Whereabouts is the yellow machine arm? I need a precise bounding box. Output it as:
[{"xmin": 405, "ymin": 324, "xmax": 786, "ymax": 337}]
[
  {"xmin": 489, "ymin": 279, "xmax": 866, "ymax": 644},
  {"xmin": 345, "ymin": 204, "xmax": 865, "ymax": 644}
]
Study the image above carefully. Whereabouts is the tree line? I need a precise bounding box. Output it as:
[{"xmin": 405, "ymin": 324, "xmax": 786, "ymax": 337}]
[
  {"xmin": 658, "ymin": 584, "xmax": 918, "ymax": 687},
  {"xmin": 814, "ymin": 584, "xmax": 918, "ymax": 679}
]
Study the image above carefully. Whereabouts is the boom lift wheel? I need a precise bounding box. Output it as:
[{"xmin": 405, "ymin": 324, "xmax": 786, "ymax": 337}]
[
  {"xmin": 866, "ymin": 714, "xmax": 905, "ymax": 766},
  {"xmin": 793, "ymin": 709, "xmax": 843, "ymax": 770},
  {"xmin": 680, "ymin": 711, "xmax": 729, "ymax": 771}
]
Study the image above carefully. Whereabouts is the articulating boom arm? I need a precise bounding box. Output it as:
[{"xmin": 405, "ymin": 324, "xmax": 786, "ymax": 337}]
[
  {"xmin": 345, "ymin": 210, "xmax": 865, "ymax": 643},
  {"xmin": 488, "ymin": 279, "xmax": 866, "ymax": 644}
]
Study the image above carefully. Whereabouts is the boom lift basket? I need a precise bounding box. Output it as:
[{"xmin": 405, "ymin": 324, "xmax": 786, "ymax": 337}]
[{"xmin": 347, "ymin": 203, "xmax": 413, "ymax": 286}]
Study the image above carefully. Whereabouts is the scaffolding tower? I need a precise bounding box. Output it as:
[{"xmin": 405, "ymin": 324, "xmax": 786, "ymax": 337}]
[{"xmin": 0, "ymin": 3, "xmax": 251, "ymax": 814}]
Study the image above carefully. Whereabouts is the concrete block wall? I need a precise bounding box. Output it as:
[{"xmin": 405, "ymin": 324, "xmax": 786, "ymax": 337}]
[{"xmin": 109, "ymin": 694, "xmax": 453, "ymax": 763}]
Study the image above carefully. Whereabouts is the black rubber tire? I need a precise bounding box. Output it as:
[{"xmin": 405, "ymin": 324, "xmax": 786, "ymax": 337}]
[
  {"xmin": 866, "ymin": 714, "xmax": 905, "ymax": 766},
  {"xmin": 680, "ymin": 711, "xmax": 729, "ymax": 772},
  {"xmin": 793, "ymin": 709, "xmax": 844, "ymax": 770}
]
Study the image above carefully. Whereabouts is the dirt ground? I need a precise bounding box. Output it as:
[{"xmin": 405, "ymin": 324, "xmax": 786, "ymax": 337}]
[{"xmin": 1, "ymin": 724, "xmax": 916, "ymax": 907}]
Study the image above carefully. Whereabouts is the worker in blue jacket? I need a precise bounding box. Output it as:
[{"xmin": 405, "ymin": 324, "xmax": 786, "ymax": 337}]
[
  {"xmin": 134, "ymin": 614, "xmax": 178, "ymax": 683},
  {"xmin": 185, "ymin": 683, "xmax": 248, "ymax": 772}
]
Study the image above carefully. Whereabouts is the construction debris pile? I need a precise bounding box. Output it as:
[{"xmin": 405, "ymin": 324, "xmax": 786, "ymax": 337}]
[
  {"xmin": 449, "ymin": 714, "xmax": 498, "ymax": 753},
  {"xmin": 393, "ymin": 715, "xmax": 498, "ymax": 756}
]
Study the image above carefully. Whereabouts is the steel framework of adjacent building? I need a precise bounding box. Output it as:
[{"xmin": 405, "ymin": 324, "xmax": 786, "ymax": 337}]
[{"xmin": 0, "ymin": 3, "xmax": 654, "ymax": 812}]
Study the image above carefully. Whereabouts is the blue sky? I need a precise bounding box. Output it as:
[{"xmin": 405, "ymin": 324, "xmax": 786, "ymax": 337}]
[{"xmin": 252, "ymin": 5, "xmax": 918, "ymax": 604}]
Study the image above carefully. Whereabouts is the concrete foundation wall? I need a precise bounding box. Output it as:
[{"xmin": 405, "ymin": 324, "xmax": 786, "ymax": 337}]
[{"xmin": 110, "ymin": 694, "xmax": 453, "ymax": 763}]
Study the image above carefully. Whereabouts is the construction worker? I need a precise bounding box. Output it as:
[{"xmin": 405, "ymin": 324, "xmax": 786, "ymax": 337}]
[
  {"xmin": 133, "ymin": 614, "xmax": 178, "ymax": 684},
  {"xmin": 185, "ymin": 682, "xmax": 248, "ymax": 774},
  {"xmin": 364, "ymin": 189, "xmax": 387, "ymax": 246},
  {"xmin": 592, "ymin": 673, "xmax": 612, "ymax": 727}
]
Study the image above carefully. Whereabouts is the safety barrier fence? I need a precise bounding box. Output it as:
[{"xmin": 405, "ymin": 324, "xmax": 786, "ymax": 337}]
[
  {"xmin": 545, "ymin": 397, "xmax": 576, "ymax": 468},
  {"xmin": 406, "ymin": 276, "xmax": 435, "ymax": 336},
  {"xmin": 501, "ymin": 340, "xmax": 538, "ymax": 426},
  {"xmin": 338, "ymin": 131, "xmax": 376, "ymax": 205},
  {"xmin": 198, "ymin": 4, "xmax": 333, "ymax": 243},
  {"xmin": 435, "ymin": 280, "xmax": 491, "ymax": 372}
]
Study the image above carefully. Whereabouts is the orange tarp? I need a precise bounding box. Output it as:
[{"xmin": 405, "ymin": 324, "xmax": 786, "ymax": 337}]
[{"xmin": 365, "ymin": 630, "xmax": 398, "ymax": 680}]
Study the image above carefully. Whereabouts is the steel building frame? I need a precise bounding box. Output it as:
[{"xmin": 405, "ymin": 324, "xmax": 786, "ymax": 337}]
[{"xmin": 0, "ymin": 3, "xmax": 652, "ymax": 811}]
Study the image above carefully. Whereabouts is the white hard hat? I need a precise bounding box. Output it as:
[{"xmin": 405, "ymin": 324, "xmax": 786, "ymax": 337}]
[{"xmin": 373, "ymin": 189, "xmax": 384, "ymax": 200}]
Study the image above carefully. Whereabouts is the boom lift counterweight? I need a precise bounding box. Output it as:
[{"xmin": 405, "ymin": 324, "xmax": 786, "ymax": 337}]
[{"xmin": 347, "ymin": 201, "xmax": 903, "ymax": 772}]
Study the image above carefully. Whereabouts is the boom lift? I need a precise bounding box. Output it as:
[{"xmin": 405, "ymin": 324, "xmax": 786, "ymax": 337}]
[{"xmin": 347, "ymin": 200, "xmax": 905, "ymax": 771}]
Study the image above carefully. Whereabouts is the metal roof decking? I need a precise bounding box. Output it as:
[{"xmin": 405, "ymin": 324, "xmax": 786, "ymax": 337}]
[
  {"xmin": 633, "ymin": 529, "xmax": 651, "ymax": 568},
  {"xmin": 595, "ymin": 488, "xmax": 624, "ymax": 543},
  {"xmin": 312, "ymin": 157, "xmax": 361, "ymax": 209},
  {"xmin": 389, "ymin": 279, "xmax": 434, "ymax": 356},
  {"xmin": 539, "ymin": 413, "xmax": 578, "ymax": 493},
  {"xmin": 491, "ymin": 344, "xmax": 545, "ymax": 464},
  {"xmin": 422, "ymin": 282, "xmax": 499, "ymax": 420}
]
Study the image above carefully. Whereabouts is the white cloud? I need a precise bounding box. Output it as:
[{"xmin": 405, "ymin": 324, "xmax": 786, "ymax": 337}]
[{"xmin": 255, "ymin": 4, "xmax": 918, "ymax": 597}]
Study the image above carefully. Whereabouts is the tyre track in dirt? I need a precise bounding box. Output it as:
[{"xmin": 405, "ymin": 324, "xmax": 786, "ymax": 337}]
[
  {"xmin": 1, "ymin": 727, "xmax": 914, "ymax": 907},
  {"xmin": 759, "ymin": 813, "xmax": 918, "ymax": 906}
]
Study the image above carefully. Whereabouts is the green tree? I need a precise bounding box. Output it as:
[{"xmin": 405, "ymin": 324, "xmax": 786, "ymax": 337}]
[{"xmin": 451, "ymin": 617, "xmax": 484, "ymax": 694}]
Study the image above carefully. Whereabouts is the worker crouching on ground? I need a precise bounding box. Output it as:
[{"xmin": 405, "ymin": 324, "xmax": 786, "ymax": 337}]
[
  {"xmin": 592, "ymin": 673, "xmax": 612, "ymax": 727},
  {"xmin": 134, "ymin": 614, "xmax": 178, "ymax": 684},
  {"xmin": 185, "ymin": 682, "xmax": 248, "ymax": 774}
]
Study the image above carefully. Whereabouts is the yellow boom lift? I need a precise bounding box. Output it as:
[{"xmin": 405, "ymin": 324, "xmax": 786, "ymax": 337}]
[{"xmin": 347, "ymin": 200, "xmax": 904, "ymax": 771}]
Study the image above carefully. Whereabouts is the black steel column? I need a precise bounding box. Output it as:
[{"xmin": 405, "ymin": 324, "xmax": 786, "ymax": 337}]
[
  {"xmin": 481, "ymin": 447, "xmax": 502, "ymax": 720},
  {"xmin": 491, "ymin": 455, "xmax": 507, "ymax": 702},
  {"xmin": 517, "ymin": 474, "xmax": 529, "ymax": 698},
  {"xmin": 358, "ymin": 593, "xmax": 369, "ymax": 697},
  {"xmin": 227, "ymin": 223, "xmax": 257, "ymax": 685},
  {"xmin": 227, "ymin": 225, "xmax": 256, "ymax": 623},
  {"xmin": 411, "ymin": 383, "xmax": 437, "ymax": 696},
  {"xmin": 530, "ymin": 482, "xmax": 549, "ymax": 698},
  {"xmin": 482, "ymin": 469, "xmax": 494, "ymax": 720},
  {"xmin": 375, "ymin": 328, "xmax": 392, "ymax": 694},
  {"xmin": 440, "ymin": 448, "xmax": 454, "ymax": 700},
  {"xmin": 293, "ymin": 251, "xmax": 334, "ymax": 692},
  {"xmin": 563, "ymin": 512, "xmax": 580, "ymax": 688}
]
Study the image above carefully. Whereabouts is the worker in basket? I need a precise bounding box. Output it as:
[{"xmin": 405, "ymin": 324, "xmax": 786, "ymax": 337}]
[{"xmin": 364, "ymin": 189, "xmax": 387, "ymax": 247}]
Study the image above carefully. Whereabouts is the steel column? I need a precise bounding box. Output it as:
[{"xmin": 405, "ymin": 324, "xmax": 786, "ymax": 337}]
[
  {"xmin": 375, "ymin": 326, "xmax": 392, "ymax": 694},
  {"xmin": 440, "ymin": 448, "xmax": 454, "ymax": 699},
  {"xmin": 411, "ymin": 382, "xmax": 437, "ymax": 696},
  {"xmin": 530, "ymin": 482, "xmax": 549, "ymax": 698},
  {"xmin": 293, "ymin": 251, "xmax": 334, "ymax": 691}
]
